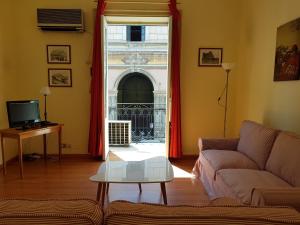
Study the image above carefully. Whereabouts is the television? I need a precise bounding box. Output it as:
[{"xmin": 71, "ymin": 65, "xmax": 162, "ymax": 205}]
[{"xmin": 6, "ymin": 100, "xmax": 41, "ymax": 128}]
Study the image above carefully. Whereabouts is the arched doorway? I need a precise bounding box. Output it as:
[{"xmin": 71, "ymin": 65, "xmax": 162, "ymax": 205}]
[
  {"xmin": 117, "ymin": 72, "xmax": 154, "ymax": 142},
  {"xmin": 118, "ymin": 72, "xmax": 154, "ymax": 103}
]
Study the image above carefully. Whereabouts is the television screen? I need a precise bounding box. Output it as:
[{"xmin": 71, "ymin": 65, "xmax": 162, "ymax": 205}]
[{"xmin": 6, "ymin": 100, "xmax": 41, "ymax": 128}]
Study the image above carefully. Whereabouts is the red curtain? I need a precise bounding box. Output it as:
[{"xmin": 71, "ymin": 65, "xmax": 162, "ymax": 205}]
[
  {"xmin": 169, "ymin": 0, "xmax": 182, "ymax": 159},
  {"xmin": 88, "ymin": 0, "xmax": 106, "ymax": 158}
]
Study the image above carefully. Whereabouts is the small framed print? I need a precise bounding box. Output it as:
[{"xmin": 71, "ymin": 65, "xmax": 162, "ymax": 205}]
[
  {"xmin": 48, "ymin": 69, "xmax": 72, "ymax": 87},
  {"xmin": 198, "ymin": 48, "xmax": 223, "ymax": 67},
  {"xmin": 47, "ymin": 45, "xmax": 71, "ymax": 64}
]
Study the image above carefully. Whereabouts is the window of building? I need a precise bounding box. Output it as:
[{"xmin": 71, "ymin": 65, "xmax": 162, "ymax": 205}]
[
  {"xmin": 127, "ymin": 26, "xmax": 145, "ymax": 42},
  {"xmin": 145, "ymin": 26, "xmax": 168, "ymax": 42},
  {"xmin": 107, "ymin": 26, "xmax": 126, "ymax": 41}
]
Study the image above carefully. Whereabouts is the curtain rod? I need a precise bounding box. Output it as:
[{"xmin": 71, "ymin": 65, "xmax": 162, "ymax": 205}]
[
  {"xmin": 94, "ymin": 0, "xmax": 180, "ymax": 5},
  {"xmin": 105, "ymin": 14, "xmax": 170, "ymax": 17},
  {"xmin": 105, "ymin": 9, "xmax": 169, "ymax": 13}
]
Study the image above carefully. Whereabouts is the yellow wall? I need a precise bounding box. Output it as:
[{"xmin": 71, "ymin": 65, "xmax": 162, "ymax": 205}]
[
  {"xmin": 0, "ymin": 0, "xmax": 241, "ymax": 158},
  {"xmin": 232, "ymin": 0, "xmax": 300, "ymax": 135},
  {"xmin": 9, "ymin": 0, "xmax": 300, "ymax": 157},
  {"xmin": 0, "ymin": 1, "xmax": 19, "ymax": 163},
  {"xmin": 179, "ymin": 0, "xmax": 240, "ymax": 154},
  {"xmin": 9, "ymin": 0, "xmax": 96, "ymax": 155}
]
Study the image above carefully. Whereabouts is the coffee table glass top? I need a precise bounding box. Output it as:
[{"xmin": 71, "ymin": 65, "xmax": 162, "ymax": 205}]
[{"xmin": 90, "ymin": 155, "xmax": 174, "ymax": 183}]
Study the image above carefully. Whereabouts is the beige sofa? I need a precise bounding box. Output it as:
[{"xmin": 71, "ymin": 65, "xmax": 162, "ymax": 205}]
[
  {"xmin": 193, "ymin": 120, "xmax": 300, "ymax": 210},
  {"xmin": 0, "ymin": 199, "xmax": 300, "ymax": 224}
]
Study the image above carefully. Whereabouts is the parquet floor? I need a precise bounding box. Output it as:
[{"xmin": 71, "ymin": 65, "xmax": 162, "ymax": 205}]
[{"xmin": 0, "ymin": 156, "xmax": 209, "ymax": 206}]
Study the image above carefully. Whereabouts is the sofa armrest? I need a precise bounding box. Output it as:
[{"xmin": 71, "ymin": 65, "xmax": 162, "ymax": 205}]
[
  {"xmin": 198, "ymin": 138, "xmax": 239, "ymax": 152},
  {"xmin": 193, "ymin": 138, "xmax": 239, "ymax": 178},
  {"xmin": 251, "ymin": 188, "xmax": 300, "ymax": 211}
]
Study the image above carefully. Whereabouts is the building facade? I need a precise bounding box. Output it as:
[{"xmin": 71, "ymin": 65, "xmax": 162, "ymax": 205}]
[{"xmin": 107, "ymin": 25, "xmax": 168, "ymax": 143}]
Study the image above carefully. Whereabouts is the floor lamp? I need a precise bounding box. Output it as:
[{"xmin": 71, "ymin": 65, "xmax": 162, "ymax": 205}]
[
  {"xmin": 221, "ymin": 63, "xmax": 235, "ymax": 138},
  {"xmin": 40, "ymin": 86, "xmax": 51, "ymax": 123}
]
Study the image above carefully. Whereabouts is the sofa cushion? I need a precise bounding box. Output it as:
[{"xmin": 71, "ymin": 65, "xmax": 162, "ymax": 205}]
[
  {"xmin": 199, "ymin": 138, "xmax": 239, "ymax": 151},
  {"xmin": 105, "ymin": 200, "xmax": 300, "ymax": 225},
  {"xmin": 216, "ymin": 169, "xmax": 291, "ymax": 204},
  {"xmin": 0, "ymin": 199, "xmax": 103, "ymax": 225},
  {"xmin": 266, "ymin": 132, "xmax": 300, "ymax": 187},
  {"xmin": 237, "ymin": 120, "xmax": 278, "ymax": 169},
  {"xmin": 200, "ymin": 150, "xmax": 259, "ymax": 179}
]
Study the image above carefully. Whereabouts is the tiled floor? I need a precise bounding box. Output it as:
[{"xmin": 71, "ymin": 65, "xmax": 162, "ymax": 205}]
[
  {"xmin": 109, "ymin": 143, "xmax": 166, "ymax": 161},
  {"xmin": 109, "ymin": 143, "xmax": 193, "ymax": 178}
]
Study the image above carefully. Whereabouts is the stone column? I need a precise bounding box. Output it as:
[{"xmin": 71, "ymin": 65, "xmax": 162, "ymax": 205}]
[
  {"xmin": 153, "ymin": 91, "xmax": 166, "ymax": 142},
  {"xmin": 108, "ymin": 90, "xmax": 118, "ymax": 120}
]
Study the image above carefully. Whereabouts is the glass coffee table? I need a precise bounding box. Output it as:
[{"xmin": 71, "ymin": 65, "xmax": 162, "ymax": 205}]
[{"xmin": 90, "ymin": 154, "xmax": 174, "ymax": 207}]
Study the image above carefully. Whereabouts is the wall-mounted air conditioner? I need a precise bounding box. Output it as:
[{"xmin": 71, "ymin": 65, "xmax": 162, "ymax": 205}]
[
  {"xmin": 108, "ymin": 120, "xmax": 131, "ymax": 146},
  {"xmin": 37, "ymin": 9, "xmax": 84, "ymax": 32}
]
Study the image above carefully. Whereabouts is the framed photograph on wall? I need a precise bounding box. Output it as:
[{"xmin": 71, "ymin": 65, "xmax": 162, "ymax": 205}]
[
  {"xmin": 198, "ymin": 48, "xmax": 223, "ymax": 67},
  {"xmin": 47, "ymin": 45, "xmax": 71, "ymax": 64},
  {"xmin": 48, "ymin": 69, "xmax": 72, "ymax": 87},
  {"xmin": 274, "ymin": 17, "xmax": 300, "ymax": 81}
]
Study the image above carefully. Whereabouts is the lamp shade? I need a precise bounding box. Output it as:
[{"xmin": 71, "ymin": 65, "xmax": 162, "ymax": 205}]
[
  {"xmin": 222, "ymin": 63, "xmax": 235, "ymax": 71},
  {"xmin": 40, "ymin": 86, "xmax": 51, "ymax": 96}
]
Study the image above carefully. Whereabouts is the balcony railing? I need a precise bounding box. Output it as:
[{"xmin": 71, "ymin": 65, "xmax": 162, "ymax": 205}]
[{"xmin": 109, "ymin": 103, "xmax": 166, "ymax": 143}]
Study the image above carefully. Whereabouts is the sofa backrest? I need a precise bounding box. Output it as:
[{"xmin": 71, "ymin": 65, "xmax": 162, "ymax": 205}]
[
  {"xmin": 266, "ymin": 132, "xmax": 300, "ymax": 187},
  {"xmin": 237, "ymin": 120, "xmax": 278, "ymax": 169},
  {"xmin": 0, "ymin": 199, "xmax": 103, "ymax": 225},
  {"xmin": 105, "ymin": 201, "xmax": 300, "ymax": 225}
]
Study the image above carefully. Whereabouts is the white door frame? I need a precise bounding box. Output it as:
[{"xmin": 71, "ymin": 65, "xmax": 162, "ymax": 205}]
[
  {"xmin": 102, "ymin": 16, "xmax": 172, "ymax": 159},
  {"xmin": 165, "ymin": 16, "xmax": 173, "ymax": 158},
  {"xmin": 102, "ymin": 15, "xmax": 109, "ymax": 160}
]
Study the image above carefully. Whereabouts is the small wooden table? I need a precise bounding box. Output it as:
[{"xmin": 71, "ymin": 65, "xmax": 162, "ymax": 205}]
[
  {"xmin": 90, "ymin": 153, "xmax": 174, "ymax": 207},
  {"xmin": 0, "ymin": 124, "xmax": 63, "ymax": 179}
]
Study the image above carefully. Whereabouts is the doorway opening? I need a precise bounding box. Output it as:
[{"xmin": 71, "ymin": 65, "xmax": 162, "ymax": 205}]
[
  {"xmin": 117, "ymin": 72, "xmax": 155, "ymax": 143},
  {"xmin": 104, "ymin": 17, "xmax": 170, "ymax": 160}
]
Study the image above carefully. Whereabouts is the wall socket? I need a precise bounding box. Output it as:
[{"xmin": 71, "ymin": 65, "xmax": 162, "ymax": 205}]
[{"xmin": 61, "ymin": 143, "xmax": 71, "ymax": 149}]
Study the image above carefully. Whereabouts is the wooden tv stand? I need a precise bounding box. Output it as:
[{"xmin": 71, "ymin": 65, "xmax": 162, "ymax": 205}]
[{"xmin": 0, "ymin": 124, "xmax": 63, "ymax": 179}]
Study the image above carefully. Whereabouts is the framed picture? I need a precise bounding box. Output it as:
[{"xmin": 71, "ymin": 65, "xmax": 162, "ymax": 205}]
[
  {"xmin": 274, "ymin": 17, "xmax": 300, "ymax": 81},
  {"xmin": 47, "ymin": 45, "xmax": 71, "ymax": 64},
  {"xmin": 198, "ymin": 48, "xmax": 223, "ymax": 67},
  {"xmin": 48, "ymin": 69, "xmax": 72, "ymax": 87}
]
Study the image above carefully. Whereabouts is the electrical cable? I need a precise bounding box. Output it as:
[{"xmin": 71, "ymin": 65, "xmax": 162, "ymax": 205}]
[{"xmin": 217, "ymin": 84, "xmax": 227, "ymax": 107}]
